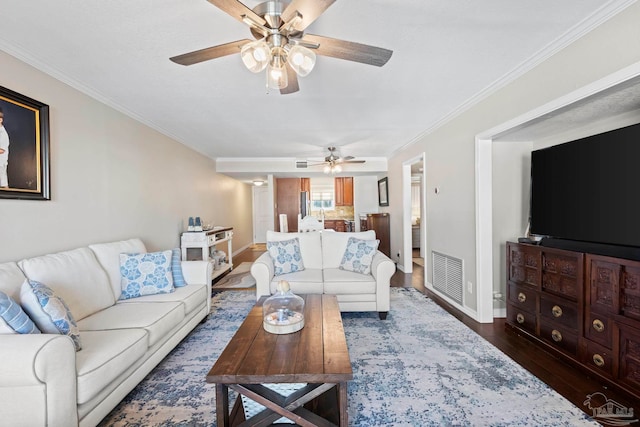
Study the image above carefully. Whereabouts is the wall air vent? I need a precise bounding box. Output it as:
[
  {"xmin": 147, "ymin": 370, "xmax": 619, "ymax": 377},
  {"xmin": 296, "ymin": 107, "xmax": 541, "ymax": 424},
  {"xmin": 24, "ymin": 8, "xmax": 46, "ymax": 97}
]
[
  {"xmin": 432, "ymin": 251, "xmax": 464, "ymax": 304},
  {"xmin": 295, "ymin": 160, "xmax": 308, "ymax": 169}
]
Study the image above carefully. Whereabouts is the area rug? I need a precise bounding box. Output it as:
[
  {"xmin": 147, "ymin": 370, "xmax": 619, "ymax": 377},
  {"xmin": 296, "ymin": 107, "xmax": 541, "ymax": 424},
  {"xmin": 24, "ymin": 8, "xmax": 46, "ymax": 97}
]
[
  {"xmin": 98, "ymin": 288, "xmax": 598, "ymax": 426},
  {"xmin": 211, "ymin": 262, "xmax": 255, "ymax": 290}
]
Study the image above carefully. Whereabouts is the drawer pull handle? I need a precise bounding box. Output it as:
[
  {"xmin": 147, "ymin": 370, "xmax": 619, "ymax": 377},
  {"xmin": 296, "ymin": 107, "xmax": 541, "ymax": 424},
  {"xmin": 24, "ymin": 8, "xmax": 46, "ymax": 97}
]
[
  {"xmin": 551, "ymin": 329, "xmax": 562, "ymax": 342},
  {"xmin": 593, "ymin": 354, "xmax": 605, "ymax": 367},
  {"xmin": 516, "ymin": 313, "xmax": 525, "ymax": 324},
  {"xmin": 592, "ymin": 319, "xmax": 605, "ymax": 333},
  {"xmin": 518, "ymin": 292, "xmax": 526, "ymax": 303},
  {"xmin": 552, "ymin": 305, "xmax": 563, "ymax": 318}
]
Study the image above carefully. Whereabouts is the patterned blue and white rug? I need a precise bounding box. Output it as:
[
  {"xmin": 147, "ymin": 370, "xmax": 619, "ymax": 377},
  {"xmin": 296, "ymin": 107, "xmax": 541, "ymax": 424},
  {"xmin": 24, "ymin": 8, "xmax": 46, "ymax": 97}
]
[{"xmin": 99, "ymin": 288, "xmax": 597, "ymax": 426}]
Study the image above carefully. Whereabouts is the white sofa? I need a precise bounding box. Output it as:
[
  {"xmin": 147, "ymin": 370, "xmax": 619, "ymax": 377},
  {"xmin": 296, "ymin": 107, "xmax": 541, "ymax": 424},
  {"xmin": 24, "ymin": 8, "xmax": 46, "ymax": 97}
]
[
  {"xmin": 251, "ymin": 231, "xmax": 395, "ymax": 319},
  {"xmin": 0, "ymin": 238, "xmax": 212, "ymax": 427}
]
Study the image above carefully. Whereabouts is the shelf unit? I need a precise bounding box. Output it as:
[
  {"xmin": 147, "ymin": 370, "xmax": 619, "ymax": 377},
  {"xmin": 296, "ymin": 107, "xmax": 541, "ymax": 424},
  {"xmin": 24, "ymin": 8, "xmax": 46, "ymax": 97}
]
[{"xmin": 181, "ymin": 227, "xmax": 233, "ymax": 281}]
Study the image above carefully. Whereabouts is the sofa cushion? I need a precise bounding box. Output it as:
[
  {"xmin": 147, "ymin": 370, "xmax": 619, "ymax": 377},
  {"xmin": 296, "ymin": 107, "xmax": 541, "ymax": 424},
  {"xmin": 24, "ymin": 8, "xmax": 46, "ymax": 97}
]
[
  {"xmin": 321, "ymin": 231, "xmax": 376, "ymax": 269},
  {"xmin": 269, "ymin": 268, "xmax": 323, "ymax": 294},
  {"xmin": 267, "ymin": 238, "xmax": 305, "ymax": 276},
  {"xmin": 0, "ymin": 262, "xmax": 27, "ymax": 300},
  {"xmin": 77, "ymin": 301, "xmax": 184, "ymax": 347},
  {"xmin": 323, "ymin": 268, "xmax": 377, "ymax": 294},
  {"xmin": 18, "ymin": 247, "xmax": 115, "ymax": 321},
  {"xmin": 76, "ymin": 328, "xmax": 148, "ymax": 405},
  {"xmin": 0, "ymin": 291, "xmax": 40, "ymax": 334},
  {"xmin": 266, "ymin": 231, "xmax": 323, "ymax": 269},
  {"xmin": 117, "ymin": 283, "xmax": 207, "ymax": 315},
  {"xmin": 89, "ymin": 239, "xmax": 147, "ymax": 300},
  {"xmin": 20, "ymin": 280, "xmax": 82, "ymax": 350},
  {"xmin": 339, "ymin": 237, "xmax": 380, "ymax": 275},
  {"xmin": 119, "ymin": 250, "xmax": 174, "ymax": 300}
]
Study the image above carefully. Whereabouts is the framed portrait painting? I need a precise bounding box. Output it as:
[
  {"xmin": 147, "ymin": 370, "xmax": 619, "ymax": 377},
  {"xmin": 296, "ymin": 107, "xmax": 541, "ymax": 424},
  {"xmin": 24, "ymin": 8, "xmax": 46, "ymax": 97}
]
[
  {"xmin": 0, "ymin": 85, "xmax": 50, "ymax": 200},
  {"xmin": 378, "ymin": 177, "xmax": 389, "ymax": 207}
]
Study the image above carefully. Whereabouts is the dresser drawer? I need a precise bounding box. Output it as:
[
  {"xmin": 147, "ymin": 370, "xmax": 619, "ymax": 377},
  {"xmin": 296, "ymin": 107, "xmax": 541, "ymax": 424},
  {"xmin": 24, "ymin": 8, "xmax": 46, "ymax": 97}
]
[
  {"xmin": 507, "ymin": 243, "xmax": 540, "ymax": 288},
  {"xmin": 619, "ymin": 323, "xmax": 640, "ymax": 394},
  {"xmin": 541, "ymin": 250, "xmax": 582, "ymax": 300},
  {"xmin": 540, "ymin": 295, "xmax": 578, "ymax": 330},
  {"xmin": 508, "ymin": 281, "xmax": 538, "ymax": 313},
  {"xmin": 580, "ymin": 339, "xmax": 614, "ymax": 377},
  {"xmin": 540, "ymin": 319, "xmax": 578, "ymax": 355},
  {"xmin": 507, "ymin": 303, "xmax": 537, "ymax": 335},
  {"xmin": 584, "ymin": 311, "xmax": 613, "ymax": 349}
]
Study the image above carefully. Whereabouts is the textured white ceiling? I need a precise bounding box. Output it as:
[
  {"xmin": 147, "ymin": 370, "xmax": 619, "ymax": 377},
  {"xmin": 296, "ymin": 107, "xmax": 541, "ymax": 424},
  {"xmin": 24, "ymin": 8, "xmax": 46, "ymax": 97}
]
[{"xmin": 0, "ymin": 0, "xmax": 628, "ymax": 167}]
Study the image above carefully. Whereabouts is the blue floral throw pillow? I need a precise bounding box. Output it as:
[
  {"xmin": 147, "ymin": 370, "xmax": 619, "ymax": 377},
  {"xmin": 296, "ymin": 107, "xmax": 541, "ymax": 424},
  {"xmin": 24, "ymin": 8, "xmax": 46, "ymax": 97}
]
[
  {"xmin": 339, "ymin": 237, "xmax": 380, "ymax": 275},
  {"xmin": 0, "ymin": 291, "xmax": 41, "ymax": 334},
  {"xmin": 20, "ymin": 280, "xmax": 82, "ymax": 351},
  {"xmin": 267, "ymin": 238, "xmax": 305, "ymax": 276},
  {"xmin": 119, "ymin": 250, "xmax": 174, "ymax": 300}
]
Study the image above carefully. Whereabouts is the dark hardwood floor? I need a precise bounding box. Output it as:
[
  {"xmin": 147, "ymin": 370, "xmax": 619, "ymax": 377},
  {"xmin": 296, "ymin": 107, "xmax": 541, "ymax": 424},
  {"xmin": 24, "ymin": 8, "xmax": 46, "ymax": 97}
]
[{"xmin": 233, "ymin": 245, "xmax": 638, "ymax": 421}]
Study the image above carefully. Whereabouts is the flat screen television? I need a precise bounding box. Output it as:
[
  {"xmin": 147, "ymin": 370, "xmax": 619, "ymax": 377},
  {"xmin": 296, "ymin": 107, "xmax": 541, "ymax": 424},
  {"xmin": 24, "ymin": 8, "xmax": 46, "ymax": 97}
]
[{"xmin": 530, "ymin": 122, "xmax": 640, "ymax": 252}]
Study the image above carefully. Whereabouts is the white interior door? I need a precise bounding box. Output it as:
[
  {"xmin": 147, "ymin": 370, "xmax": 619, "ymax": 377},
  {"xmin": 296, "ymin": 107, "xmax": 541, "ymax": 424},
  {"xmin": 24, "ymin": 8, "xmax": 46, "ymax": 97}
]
[{"xmin": 253, "ymin": 185, "xmax": 271, "ymax": 243}]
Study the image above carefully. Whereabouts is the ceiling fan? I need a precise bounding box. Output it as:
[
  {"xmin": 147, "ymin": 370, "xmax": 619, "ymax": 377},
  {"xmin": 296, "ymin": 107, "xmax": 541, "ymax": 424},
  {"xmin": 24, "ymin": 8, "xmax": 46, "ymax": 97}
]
[
  {"xmin": 170, "ymin": 0, "xmax": 393, "ymax": 94},
  {"xmin": 306, "ymin": 147, "xmax": 365, "ymax": 174}
]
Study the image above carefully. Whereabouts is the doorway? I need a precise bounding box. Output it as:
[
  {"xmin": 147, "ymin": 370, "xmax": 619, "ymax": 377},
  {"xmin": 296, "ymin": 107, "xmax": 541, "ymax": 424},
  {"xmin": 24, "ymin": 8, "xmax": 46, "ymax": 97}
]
[
  {"xmin": 253, "ymin": 184, "xmax": 271, "ymax": 243},
  {"xmin": 402, "ymin": 154, "xmax": 426, "ymax": 279}
]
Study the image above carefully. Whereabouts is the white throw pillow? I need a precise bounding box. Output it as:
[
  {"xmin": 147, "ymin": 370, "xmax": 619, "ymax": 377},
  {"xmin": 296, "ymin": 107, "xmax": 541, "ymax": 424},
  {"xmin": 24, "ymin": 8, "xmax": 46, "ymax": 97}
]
[
  {"xmin": 339, "ymin": 237, "xmax": 380, "ymax": 275},
  {"xmin": 119, "ymin": 250, "xmax": 174, "ymax": 299},
  {"xmin": 267, "ymin": 237, "xmax": 305, "ymax": 276},
  {"xmin": 20, "ymin": 280, "xmax": 82, "ymax": 350},
  {"xmin": 0, "ymin": 291, "xmax": 41, "ymax": 334}
]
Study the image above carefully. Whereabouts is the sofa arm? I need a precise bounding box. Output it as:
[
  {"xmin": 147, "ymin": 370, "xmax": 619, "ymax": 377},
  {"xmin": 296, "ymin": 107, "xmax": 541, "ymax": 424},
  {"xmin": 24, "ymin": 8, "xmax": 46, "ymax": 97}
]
[
  {"xmin": 371, "ymin": 251, "xmax": 396, "ymax": 313},
  {"xmin": 251, "ymin": 252, "xmax": 274, "ymax": 300},
  {"xmin": 181, "ymin": 260, "xmax": 213, "ymax": 312},
  {"xmin": 0, "ymin": 334, "xmax": 78, "ymax": 427},
  {"xmin": 180, "ymin": 260, "xmax": 213, "ymax": 285}
]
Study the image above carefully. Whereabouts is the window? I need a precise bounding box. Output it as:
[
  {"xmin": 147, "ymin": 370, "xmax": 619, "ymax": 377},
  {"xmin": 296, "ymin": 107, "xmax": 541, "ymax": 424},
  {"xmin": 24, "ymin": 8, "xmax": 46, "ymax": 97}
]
[{"xmin": 310, "ymin": 177, "xmax": 335, "ymax": 212}]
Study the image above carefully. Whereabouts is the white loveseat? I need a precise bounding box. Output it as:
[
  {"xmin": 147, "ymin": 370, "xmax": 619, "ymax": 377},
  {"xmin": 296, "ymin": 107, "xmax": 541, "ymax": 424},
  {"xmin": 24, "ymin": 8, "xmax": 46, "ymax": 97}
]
[
  {"xmin": 251, "ymin": 231, "xmax": 395, "ymax": 319},
  {"xmin": 0, "ymin": 238, "xmax": 212, "ymax": 427}
]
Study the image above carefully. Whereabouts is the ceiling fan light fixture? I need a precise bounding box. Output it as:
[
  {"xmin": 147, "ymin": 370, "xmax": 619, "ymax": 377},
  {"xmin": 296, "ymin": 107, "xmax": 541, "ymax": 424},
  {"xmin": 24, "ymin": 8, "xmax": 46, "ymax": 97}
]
[
  {"xmin": 288, "ymin": 45, "xmax": 316, "ymax": 77},
  {"xmin": 241, "ymin": 40, "xmax": 270, "ymax": 73},
  {"xmin": 323, "ymin": 163, "xmax": 342, "ymax": 174},
  {"xmin": 266, "ymin": 47, "xmax": 288, "ymax": 89}
]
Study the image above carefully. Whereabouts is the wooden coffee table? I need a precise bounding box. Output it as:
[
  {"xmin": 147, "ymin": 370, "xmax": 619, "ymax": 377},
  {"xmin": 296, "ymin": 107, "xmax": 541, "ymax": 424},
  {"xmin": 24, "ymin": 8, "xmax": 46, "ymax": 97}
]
[{"xmin": 207, "ymin": 294, "xmax": 353, "ymax": 427}]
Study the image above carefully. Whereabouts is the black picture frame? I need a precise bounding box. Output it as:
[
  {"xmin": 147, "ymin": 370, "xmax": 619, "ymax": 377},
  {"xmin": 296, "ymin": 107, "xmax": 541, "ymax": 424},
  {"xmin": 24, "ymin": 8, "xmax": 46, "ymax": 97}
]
[
  {"xmin": 0, "ymin": 86, "xmax": 50, "ymax": 200},
  {"xmin": 378, "ymin": 177, "xmax": 389, "ymax": 207}
]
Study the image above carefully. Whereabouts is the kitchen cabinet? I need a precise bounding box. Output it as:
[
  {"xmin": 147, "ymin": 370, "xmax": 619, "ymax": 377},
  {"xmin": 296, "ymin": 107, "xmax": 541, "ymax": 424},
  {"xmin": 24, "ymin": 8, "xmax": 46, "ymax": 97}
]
[
  {"xmin": 335, "ymin": 177, "xmax": 353, "ymax": 206},
  {"xmin": 324, "ymin": 220, "xmax": 346, "ymax": 232}
]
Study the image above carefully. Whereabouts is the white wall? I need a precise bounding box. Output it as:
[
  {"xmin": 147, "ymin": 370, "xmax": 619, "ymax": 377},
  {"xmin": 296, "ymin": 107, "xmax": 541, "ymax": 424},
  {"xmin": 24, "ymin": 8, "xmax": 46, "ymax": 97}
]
[
  {"xmin": 492, "ymin": 140, "xmax": 532, "ymax": 311},
  {"xmin": 353, "ymin": 176, "xmax": 379, "ymax": 231},
  {"xmin": 386, "ymin": 2, "xmax": 640, "ymax": 316},
  {"xmin": 0, "ymin": 50, "xmax": 253, "ymax": 262}
]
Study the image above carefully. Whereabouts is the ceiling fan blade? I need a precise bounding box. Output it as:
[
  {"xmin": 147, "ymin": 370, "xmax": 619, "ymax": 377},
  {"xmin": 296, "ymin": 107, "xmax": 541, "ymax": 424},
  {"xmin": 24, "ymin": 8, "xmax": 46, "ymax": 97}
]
[
  {"xmin": 280, "ymin": 64, "xmax": 300, "ymax": 94},
  {"xmin": 303, "ymin": 34, "xmax": 392, "ymax": 67},
  {"xmin": 342, "ymin": 155, "xmax": 355, "ymax": 161},
  {"xmin": 170, "ymin": 39, "xmax": 251, "ymax": 65},
  {"xmin": 281, "ymin": 0, "xmax": 336, "ymax": 32},
  {"xmin": 207, "ymin": 0, "xmax": 267, "ymax": 27},
  {"xmin": 344, "ymin": 160, "xmax": 366, "ymax": 164}
]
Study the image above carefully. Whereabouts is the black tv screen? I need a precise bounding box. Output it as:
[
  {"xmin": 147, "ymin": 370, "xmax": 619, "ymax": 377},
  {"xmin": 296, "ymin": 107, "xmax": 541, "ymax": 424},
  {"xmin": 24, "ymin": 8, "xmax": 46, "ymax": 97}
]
[{"xmin": 530, "ymin": 122, "xmax": 640, "ymax": 248}]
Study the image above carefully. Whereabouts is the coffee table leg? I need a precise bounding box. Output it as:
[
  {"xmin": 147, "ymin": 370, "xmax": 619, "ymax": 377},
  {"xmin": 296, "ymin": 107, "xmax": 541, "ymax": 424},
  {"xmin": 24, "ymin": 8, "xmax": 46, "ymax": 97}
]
[
  {"xmin": 338, "ymin": 382, "xmax": 348, "ymax": 427},
  {"xmin": 216, "ymin": 384, "xmax": 229, "ymax": 427}
]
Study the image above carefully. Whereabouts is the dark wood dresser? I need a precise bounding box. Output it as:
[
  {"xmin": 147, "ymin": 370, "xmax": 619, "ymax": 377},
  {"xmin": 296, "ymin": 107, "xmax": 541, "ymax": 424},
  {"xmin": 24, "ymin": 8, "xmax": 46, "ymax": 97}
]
[{"xmin": 506, "ymin": 241, "xmax": 640, "ymax": 400}]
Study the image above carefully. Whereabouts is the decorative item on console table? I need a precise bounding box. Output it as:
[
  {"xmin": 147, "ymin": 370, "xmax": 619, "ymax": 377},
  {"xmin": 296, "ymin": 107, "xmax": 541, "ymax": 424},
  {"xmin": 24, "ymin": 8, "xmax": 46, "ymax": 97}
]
[
  {"xmin": 181, "ymin": 227, "xmax": 233, "ymax": 281},
  {"xmin": 506, "ymin": 241, "xmax": 640, "ymax": 402}
]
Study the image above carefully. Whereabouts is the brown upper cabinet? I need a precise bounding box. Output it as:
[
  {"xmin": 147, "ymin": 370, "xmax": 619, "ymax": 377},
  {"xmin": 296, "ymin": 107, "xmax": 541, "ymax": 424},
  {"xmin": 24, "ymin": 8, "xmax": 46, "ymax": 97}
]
[
  {"xmin": 300, "ymin": 178, "xmax": 311, "ymax": 193},
  {"xmin": 335, "ymin": 177, "xmax": 354, "ymax": 206}
]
